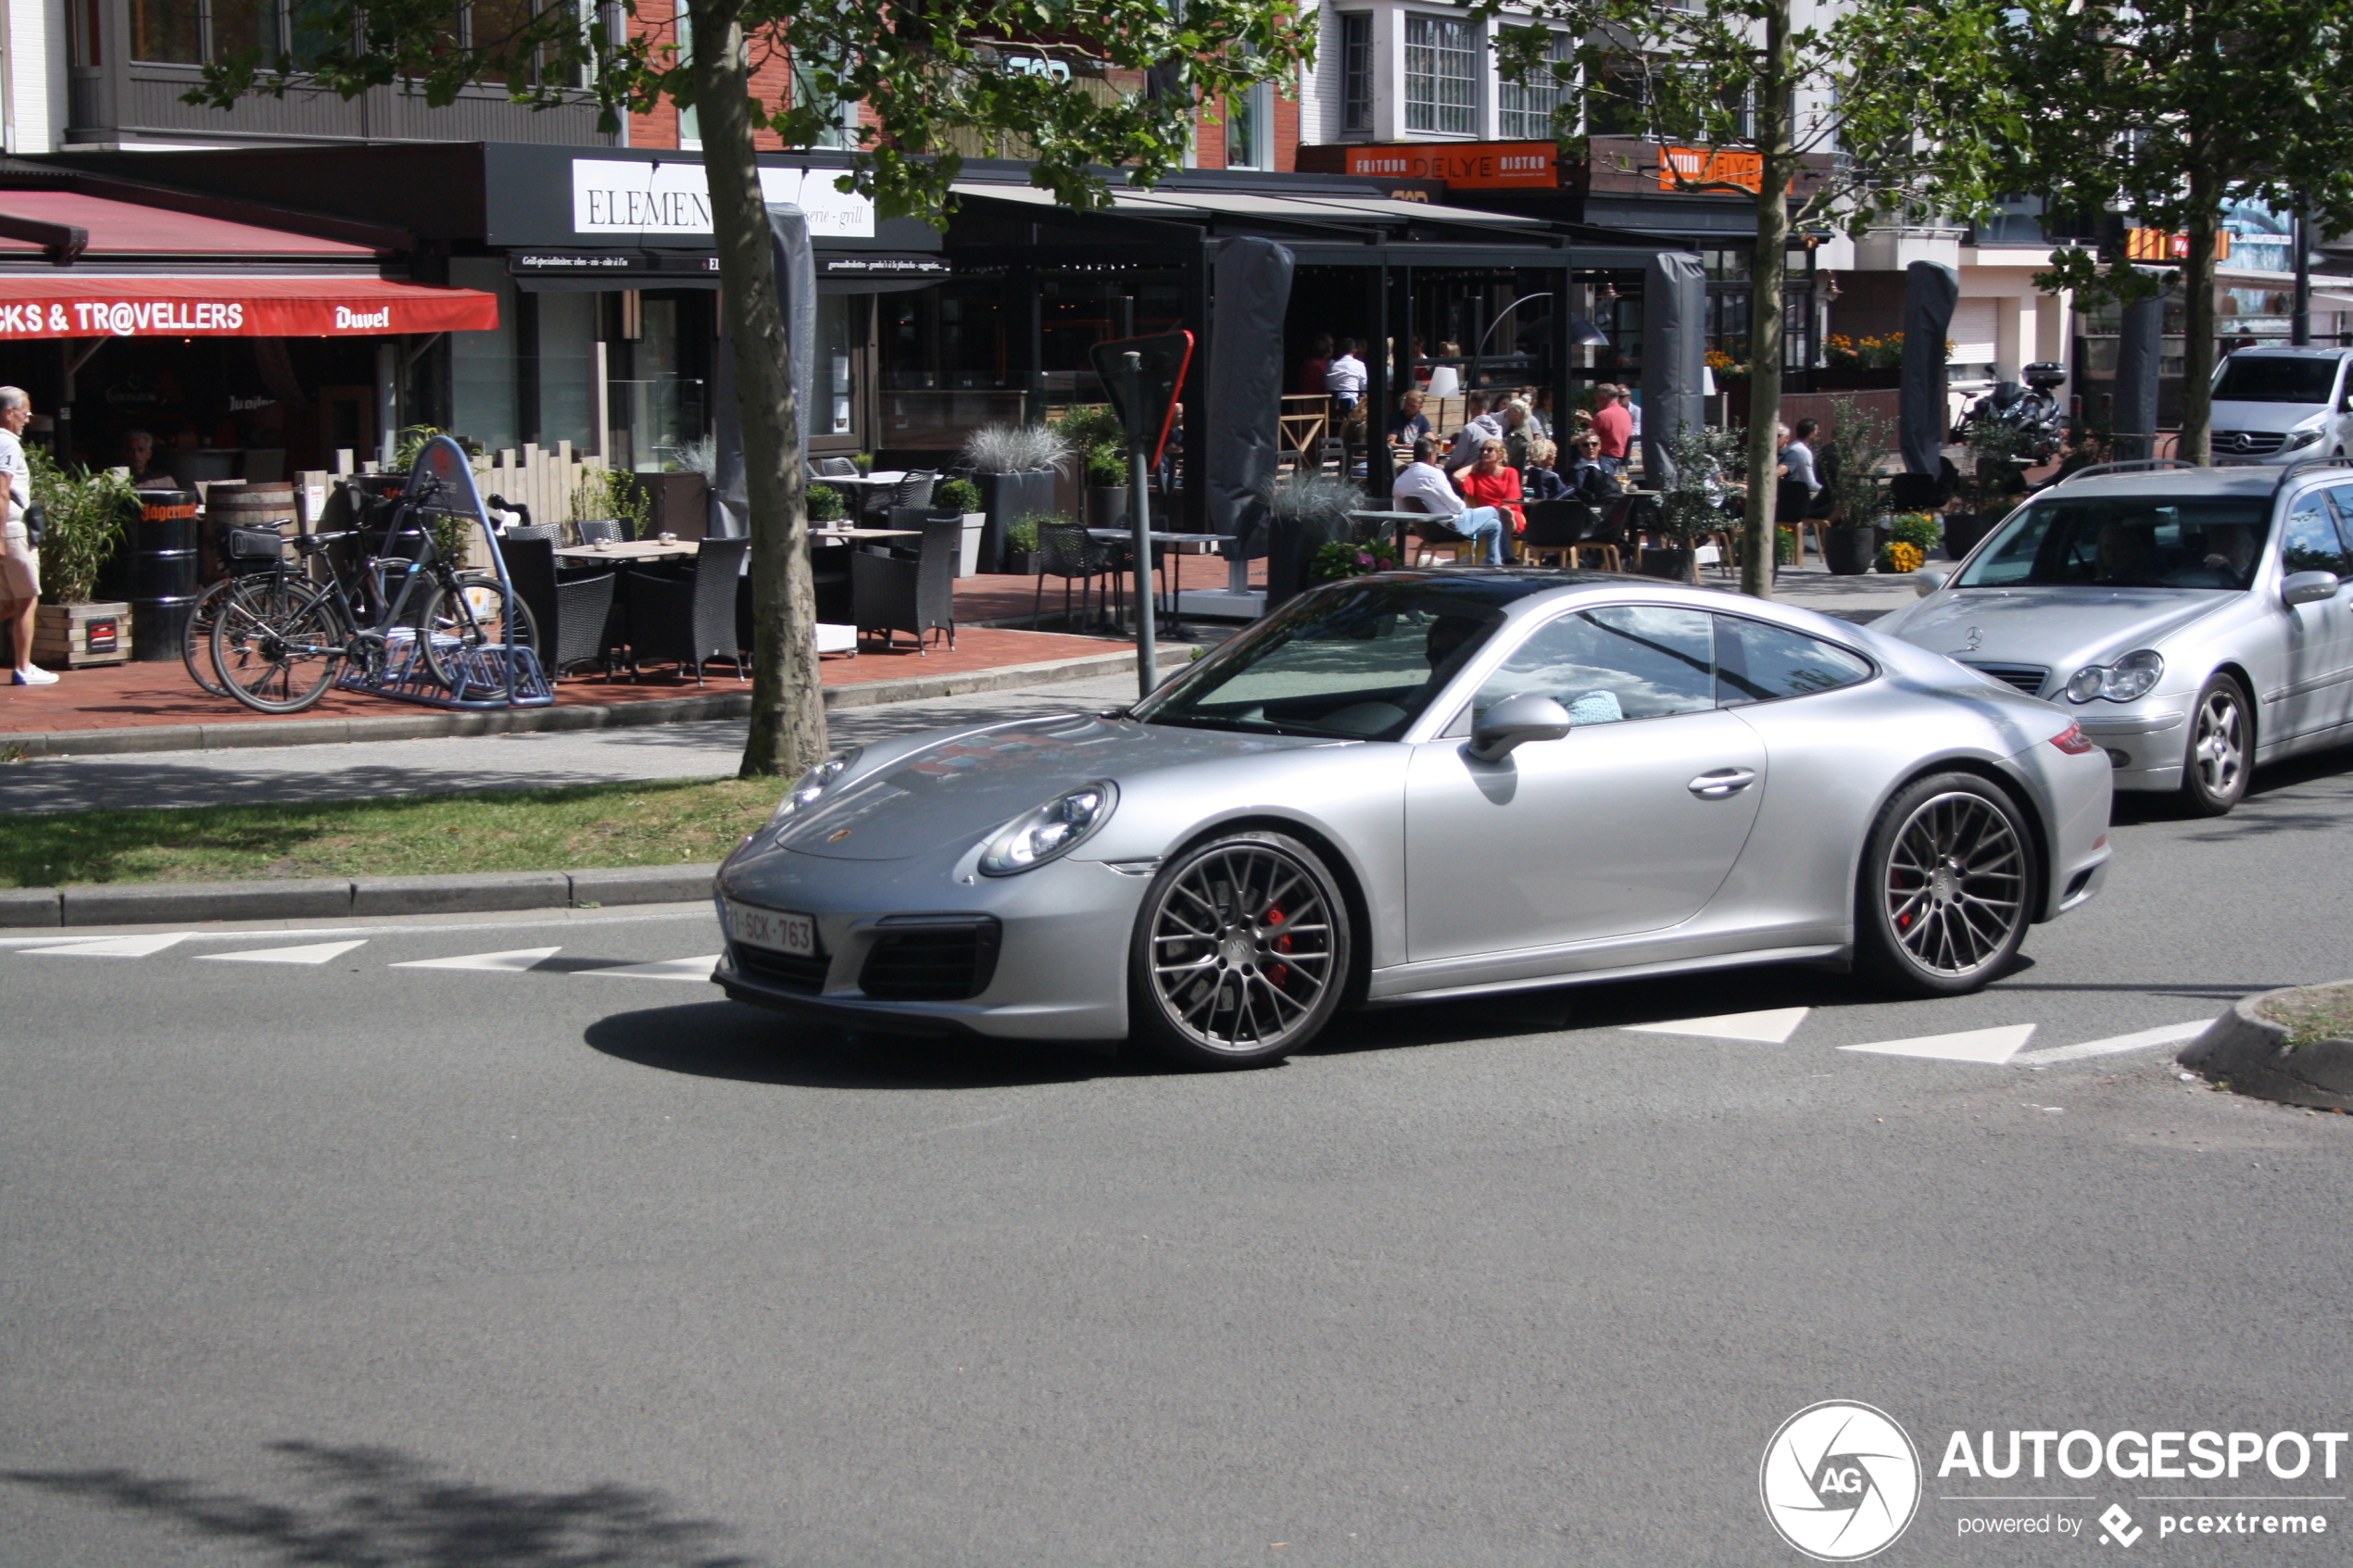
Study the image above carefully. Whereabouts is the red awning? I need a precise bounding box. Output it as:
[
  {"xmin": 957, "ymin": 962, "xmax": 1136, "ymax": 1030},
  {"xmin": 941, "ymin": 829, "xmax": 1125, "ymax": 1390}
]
[{"xmin": 0, "ymin": 276, "xmax": 497, "ymax": 339}]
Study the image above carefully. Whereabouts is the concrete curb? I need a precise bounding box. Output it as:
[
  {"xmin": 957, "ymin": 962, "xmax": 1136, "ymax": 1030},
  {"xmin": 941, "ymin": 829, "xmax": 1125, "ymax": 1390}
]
[
  {"xmin": 2178, "ymin": 983, "xmax": 2353, "ymax": 1110},
  {"xmin": 0, "ymin": 863, "xmax": 729, "ymax": 928},
  {"xmin": 0, "ymin": 642, "xmax": 1194, "ymax": 759}
]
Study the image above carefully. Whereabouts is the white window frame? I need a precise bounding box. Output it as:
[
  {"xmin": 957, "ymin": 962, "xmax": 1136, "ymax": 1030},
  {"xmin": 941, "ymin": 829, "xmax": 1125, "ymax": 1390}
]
[
  {"xmin": 1403, "ymin": 12, "xmax": 1478, "ymax": 137},
  {"xmin": 1338, "ymin": 11, "xmax": 1373, "ymax": 134},
  {"xmin": 1226, "ymin": 79, "xmax": 1275, "ymax": 169},
  {"xmin": 1495, "ymin": 29, "xmax": 1570, "ymax": 142}
]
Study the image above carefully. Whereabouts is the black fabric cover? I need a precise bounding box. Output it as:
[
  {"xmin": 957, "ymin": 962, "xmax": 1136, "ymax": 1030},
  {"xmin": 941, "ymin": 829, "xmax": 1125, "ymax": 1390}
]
[
  {"xmin": 1641, "ymin": 251, "xmax": 1707, "ymax": 486},
  {"xmin": 1901, "ymin": 260, "xmax": 1959, "ymax": 475},
  {"xmin": 1204, "ymin": 236, "xmax": 1294, "ymax": 554},
  {"xmin": 2114, "ymin": 281, "xmax": 2164, "ymax": 458},
  {"xmin": 710, "ymin": 204, "xmax": 817, "ymax": 540}
]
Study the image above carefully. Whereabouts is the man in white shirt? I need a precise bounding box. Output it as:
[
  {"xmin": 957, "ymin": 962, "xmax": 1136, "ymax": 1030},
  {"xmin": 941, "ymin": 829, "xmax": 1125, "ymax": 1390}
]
[
  {"xmin": 1325, "ymin": 338, "xmax": 1367, "ymax": 411},
  {"xmin": 1390, "ymin": 437, "xmax": 1505, "ymax": 564},
  {"xmin": 0, "ymin": 387, "xmax": 50, "ymax": 685}
]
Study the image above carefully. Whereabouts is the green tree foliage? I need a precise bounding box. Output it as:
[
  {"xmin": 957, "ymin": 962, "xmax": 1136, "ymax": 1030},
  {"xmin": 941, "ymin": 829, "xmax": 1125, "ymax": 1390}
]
[
  {"xmin": 1975, "ymin": 0, "xmax": 2353, "ymax": 465},
  {"xmin": 1477, "ymin": 0, "xmax": 2017, "ymax": 597},
  {"xmin": 187, "ymin": 1, "xmax": 1311, "ymax": 773}
]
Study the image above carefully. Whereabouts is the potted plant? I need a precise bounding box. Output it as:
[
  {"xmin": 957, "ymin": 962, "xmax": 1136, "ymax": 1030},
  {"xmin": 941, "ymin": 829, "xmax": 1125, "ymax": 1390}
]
[
  {"xmin": 1880, "ymin": 511, "xmax": 1941, "ymax": 575},
  {"xmin": 1308, "ymin": 537, "xmax": 1399, "ymax": 583},
  {"xmin": 1266, "ymin": 471, "xmax": 1370, "ymax": 607},
  {"xmin": 851, "ymin": 452, "xmax": 875, "ymax": 476},
  {"xmin": 1651, "ymin": 420, "xmax": 1744, "ymax": 583},
  {"xmin": 934, "ymin": 477, "xmax": 986, "ymax": 577},
  {"xmin": 567, "ymin": 463, "xmax": 654, "ymax": 547},
  {"xmin": 1003, "ymin": 515, "xmax": 1046, "ymax": 576},
  {"xmin": 1084, "ymin": 444, "xmax": 1132, "ymax": 531},
  {"xmin": 1817, "ymin": 395, "xmax": 1898, "ymax": 575},
  {"xmin": 960, "ymin": 423, "xmax": 1069, "ymax": 572},
  {"xmin": 29, "ymin": 447, "xmax": 136, "ymax": 668},
  {"xmin": 1945, "ymin": 402, "xmax": 2036, "ymax": 559},
  {"xmin": 806, "ymin": 483, "xmax": 847, "ymax": 527}
]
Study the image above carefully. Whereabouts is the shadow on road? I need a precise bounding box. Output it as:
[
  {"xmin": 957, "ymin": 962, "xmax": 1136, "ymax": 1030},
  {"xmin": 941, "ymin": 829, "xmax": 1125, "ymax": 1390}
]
[
  {"xmin": 6, "ymin": 1439, "xmax": 764, "ymax": 1566},
  {"xmin": 586, "ymin": 962, "xmax": 1942, "ymax": 1090},
  {"xmin": 585, "ymin": 1000, "xmax": 1128, "ymax": 1090}
]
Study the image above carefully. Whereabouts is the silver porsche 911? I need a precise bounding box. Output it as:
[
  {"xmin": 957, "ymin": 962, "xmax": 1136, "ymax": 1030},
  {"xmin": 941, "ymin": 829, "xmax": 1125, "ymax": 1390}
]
[
  {"xmin": 712, "ymin": 571, "xmax": 2113, "ymax": 1068},
  {"xmin": 1877, "ymin": 458, "xmax": 2353, "ymax": 815}
]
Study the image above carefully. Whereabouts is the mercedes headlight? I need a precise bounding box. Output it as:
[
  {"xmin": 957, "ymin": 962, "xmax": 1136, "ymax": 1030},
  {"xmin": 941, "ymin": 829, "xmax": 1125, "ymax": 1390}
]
[
  {"xmin": 766, "ymin": 746, "xmax": 862, "ymax": 835},
  {"xmin": 2284, "ymin": 427, "xmax": 2326, "ymax": 451},
  {"xmin": 978, "ymin": 783, "xmax": 1117, "ymax": 876},
  {"xmin": 2063, "ymin": 649, "xmax": 2164, "ymax": 703}
]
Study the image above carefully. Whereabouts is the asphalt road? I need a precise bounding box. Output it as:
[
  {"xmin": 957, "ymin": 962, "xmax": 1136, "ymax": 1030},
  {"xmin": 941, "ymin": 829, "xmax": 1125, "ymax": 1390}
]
[{"xmin": 4, "ymin": 752, "xmax": 2351, "ymax": 1565}]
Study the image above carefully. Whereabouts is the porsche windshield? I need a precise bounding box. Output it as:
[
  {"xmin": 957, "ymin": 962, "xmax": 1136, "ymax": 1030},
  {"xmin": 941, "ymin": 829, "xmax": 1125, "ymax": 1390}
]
[
  {"xmin": 1953, "ymin": 495, "xmax": 2272, "ymax": 592},
  {"xmin": 1135, "ymin": 576, "xmax": 1544, "ymax": 739}
]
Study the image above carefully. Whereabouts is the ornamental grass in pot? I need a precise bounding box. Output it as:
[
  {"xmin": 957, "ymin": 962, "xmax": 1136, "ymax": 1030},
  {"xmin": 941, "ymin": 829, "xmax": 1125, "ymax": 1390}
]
[{"xmin": 961, "ymin": 423, "xmax": 1068, "ymax": 571}]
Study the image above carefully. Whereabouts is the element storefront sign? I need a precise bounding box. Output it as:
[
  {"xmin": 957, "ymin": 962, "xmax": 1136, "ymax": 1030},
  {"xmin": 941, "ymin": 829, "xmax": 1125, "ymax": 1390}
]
[{"xmin": 0, "ymin": 277, "xmax": 499, "ymax": 339}]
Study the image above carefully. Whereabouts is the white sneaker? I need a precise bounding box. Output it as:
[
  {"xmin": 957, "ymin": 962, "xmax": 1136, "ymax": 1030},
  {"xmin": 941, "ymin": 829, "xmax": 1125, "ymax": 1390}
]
[{"xmin": 12, "ymin": 665, "xmax": 58, "ymax": 685}]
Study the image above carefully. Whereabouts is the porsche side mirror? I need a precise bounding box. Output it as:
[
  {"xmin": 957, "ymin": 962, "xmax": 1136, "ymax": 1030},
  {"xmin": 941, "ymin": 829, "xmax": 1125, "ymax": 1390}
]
[
  {"xmin": 1468, "ymin": 694, "xmax": 1574, "ymax": 762},
  {"xmin": 1913, "ymin": 570, "xmax": 1949, "ymax": 597},
  {"xmin": 2282, "ymin": 570, "xmax": 2340, "ymax": 607}
]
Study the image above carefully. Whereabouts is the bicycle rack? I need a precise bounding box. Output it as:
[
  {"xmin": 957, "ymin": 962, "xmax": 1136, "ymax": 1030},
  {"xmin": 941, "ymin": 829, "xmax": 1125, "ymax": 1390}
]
[{"xmin": 333, "ymin": 433, "xmax": 556, "ymax": 711}]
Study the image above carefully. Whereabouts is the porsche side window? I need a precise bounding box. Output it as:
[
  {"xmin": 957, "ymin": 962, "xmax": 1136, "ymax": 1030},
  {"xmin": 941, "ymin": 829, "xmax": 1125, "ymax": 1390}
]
[
  {"xmin": 1474, "ymin": 605, "xmax": 1715, "ymax": 727},
  {"xmin": 1714, "ymin": 617, "xmax": 1873, "ymax": 707},
  {"xmin": 2280, "ymin": 495, "xmax": 2353, "ymax": 577}
]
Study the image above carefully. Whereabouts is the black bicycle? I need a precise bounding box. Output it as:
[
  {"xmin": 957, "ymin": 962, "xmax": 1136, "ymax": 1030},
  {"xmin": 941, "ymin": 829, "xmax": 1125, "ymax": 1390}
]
[{"xmin": 208, "ymin": 479, "xmax": 536, "ymax": 714}]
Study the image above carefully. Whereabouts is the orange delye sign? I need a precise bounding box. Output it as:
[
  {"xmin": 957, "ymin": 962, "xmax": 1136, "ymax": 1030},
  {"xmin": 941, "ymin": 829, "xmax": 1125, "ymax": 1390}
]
[
  {"xmin": 1340, "ymin": 143, "xmax": 1557, "ymax": 189},
  {"xmin": 1658, "ymin": 146, "xmax": 1780, "ymax": 194}
]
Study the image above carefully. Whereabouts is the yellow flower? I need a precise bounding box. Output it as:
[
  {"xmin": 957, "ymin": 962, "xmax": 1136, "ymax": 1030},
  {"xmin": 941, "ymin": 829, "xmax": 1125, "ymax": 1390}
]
[{"xmin": 1883, "ymin": 541, "xmax": 1925, "ymax": 573}]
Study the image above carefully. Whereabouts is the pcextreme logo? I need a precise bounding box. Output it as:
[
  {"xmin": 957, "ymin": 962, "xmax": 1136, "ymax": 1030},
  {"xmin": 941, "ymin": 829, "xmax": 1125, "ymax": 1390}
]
[{"xmin": 1761, "ymin": 1401, "xmax": 1923, "ymax": 1561}]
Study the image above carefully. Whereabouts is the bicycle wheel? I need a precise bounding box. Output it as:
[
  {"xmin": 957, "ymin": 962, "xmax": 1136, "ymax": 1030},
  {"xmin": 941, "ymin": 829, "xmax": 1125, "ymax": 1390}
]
[
  {"xmin": 210, "ymin": 576, "xmax": 346, "ymax": 714},
  {"xmin": 180, "ymin": 576, "xmax": 241, "ymax": 696},
  {"xmin": 417, "ymin": 571, "xmax": 538, "ymax": 690}
]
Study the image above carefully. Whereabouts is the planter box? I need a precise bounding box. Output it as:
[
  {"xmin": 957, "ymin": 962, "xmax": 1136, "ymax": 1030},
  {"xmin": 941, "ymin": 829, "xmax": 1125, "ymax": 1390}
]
[
  {"xmin": 33, "ymin": 602, "xmax": 132, "ymax": 668},
  {"xmin": 1087, "ymin": 484, "xmax": 1130, "ymax": 531},
  {"xmin": 956, "ymin": 512, "xmax": 986, "ymax": 578},
  {"xmin": 975, "ymin": 470, "xmax": 1057, "ymax": 573},
  {"xmin": 1005, "ymin": 550, "xmax": 1044, "ymax": 576},
  {"xmin": 1822, "ymin": 526, "xmax": 1877, "ymax": 576},
  {"xmin": 636, "ymin": 471, "xmax": 710, "ymax": 541},
  {"xmin": 1807, "ymin": 368, "xmax": 1904, "ymax": 392}
]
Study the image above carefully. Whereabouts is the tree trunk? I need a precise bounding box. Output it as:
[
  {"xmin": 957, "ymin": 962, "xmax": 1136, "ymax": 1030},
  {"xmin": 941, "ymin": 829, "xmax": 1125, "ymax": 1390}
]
[
  {"xmin": 2180, "ymin": 165, "xmax": 2218, "ymax": 468},
  {"xmin": 691, "ymin": 0, "xmax": 827, "ymax": 779},
  {"xmin": 1740, "ymin": 0, "xmax": 1793, "ymax": 601}
]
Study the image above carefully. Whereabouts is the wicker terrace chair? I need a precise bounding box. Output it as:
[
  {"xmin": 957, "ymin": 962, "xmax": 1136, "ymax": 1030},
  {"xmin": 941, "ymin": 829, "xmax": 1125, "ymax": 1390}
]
[
  {"xmin": 852, "ymin": 512, "xmax": 960, "ymax": 652},
  {"xmin": 859, "ymin": 467, "xmax": 936, "ymax": 525},
  {"xmin": 625, "ymin": 535, "xmax": 749, "ymax": 684},
  {"xmin": 817, "ymin": 457, "xmax": 858, "ymax": 477},
  {"xmin": 576, "ymin": 517, "xmax": 628, "ymax": 547},
  {"xmin": 1518, "ymin": 499, "xmax": 1591, "ymax": 569},
  {"xmin": 1033, "ymin": 521, "xmax": 1122, "ymax": 630},
  {"xmin": 502, "ymin": 534, "xmax": 618, "ymax": 677}
]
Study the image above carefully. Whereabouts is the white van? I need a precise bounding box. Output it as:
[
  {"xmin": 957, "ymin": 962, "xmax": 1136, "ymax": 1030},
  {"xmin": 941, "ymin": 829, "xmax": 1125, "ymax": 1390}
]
[{"xmin": 2209, "ymin": 346, "xmax": 2353, "ymax": 464}]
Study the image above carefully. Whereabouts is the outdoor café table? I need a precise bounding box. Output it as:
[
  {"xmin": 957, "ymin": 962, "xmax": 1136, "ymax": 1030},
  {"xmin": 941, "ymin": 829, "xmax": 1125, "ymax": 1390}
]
[
  {"xmin": 1087, "ymin": 528, "xmax": 1227, "ymax": 633},
  {"xmin": 813, "ymin": 470, "xmax": 909, "ymax": 523},
  {"xmin": 555, "ymin": 537, "xmax": 700, "ymax": 563},
  {"xmin": 812, "ymin": 527, "xmax": 921, "ymax": 543}
]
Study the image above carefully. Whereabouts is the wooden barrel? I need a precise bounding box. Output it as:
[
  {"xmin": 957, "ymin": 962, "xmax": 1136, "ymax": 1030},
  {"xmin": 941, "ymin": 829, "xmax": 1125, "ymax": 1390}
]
[
  {"xmin": 200, "ymin": 481, "xmax": 296, "ymax": 583},
  {"xmin": 130, "ymin": 489, "xmax": 200, "ymax": 659}
]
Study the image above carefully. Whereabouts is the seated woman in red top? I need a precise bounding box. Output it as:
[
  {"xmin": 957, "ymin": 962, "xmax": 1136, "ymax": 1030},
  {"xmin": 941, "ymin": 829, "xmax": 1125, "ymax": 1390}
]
[{"xmin": 1450, "ymin": 437, "xmax": 1525, "ymax": 548}]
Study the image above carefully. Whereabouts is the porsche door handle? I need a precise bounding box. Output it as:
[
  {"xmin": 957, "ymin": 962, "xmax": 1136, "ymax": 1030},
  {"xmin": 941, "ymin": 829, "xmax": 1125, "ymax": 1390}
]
[{"xmin": 1688, "ymin": 767, "xmax": 1758, "ymax": 798}]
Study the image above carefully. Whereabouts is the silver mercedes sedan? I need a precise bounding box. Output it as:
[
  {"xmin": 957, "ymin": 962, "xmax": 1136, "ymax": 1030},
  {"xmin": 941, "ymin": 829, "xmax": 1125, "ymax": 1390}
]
[
  {"xmin": 713, "ymin": 572, "xmax": 2112, "ymax": 1068},
  {"xmin": 1877, "ymin": 459, "xmax": 2353, "ymax": 815}
]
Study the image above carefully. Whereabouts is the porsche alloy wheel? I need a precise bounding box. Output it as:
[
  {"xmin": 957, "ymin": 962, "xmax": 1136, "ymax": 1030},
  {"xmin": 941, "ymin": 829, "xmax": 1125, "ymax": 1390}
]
[
  {"xmin": 1857, "ymin": 774, "xmax": 2033, "ymax": 997},
  {"xmin": 1131, "ymin": 831, "xmax": 1350, "ymax": 1069}
]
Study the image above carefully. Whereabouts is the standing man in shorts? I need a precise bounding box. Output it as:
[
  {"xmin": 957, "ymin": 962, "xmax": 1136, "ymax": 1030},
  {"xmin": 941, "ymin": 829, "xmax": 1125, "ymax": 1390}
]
[{"xmin": 0, "ymin": 386, "xmax": 54, "ymax": 684}]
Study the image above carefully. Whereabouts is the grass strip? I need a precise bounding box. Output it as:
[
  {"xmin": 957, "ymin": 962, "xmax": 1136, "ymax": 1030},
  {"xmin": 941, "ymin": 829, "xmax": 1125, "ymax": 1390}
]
[{"xmin": 2, "ymin": 777, "xmax": 780, "ymax": 888}]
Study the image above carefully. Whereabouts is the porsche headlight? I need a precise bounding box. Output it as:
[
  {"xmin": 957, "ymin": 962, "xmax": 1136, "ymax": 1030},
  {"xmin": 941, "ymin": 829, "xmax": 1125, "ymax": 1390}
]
[
  {"xmin": 2063, "ymin": 649, "xmax": 2164, "ymax": 704},
  {"xmin": 766, "ymin": 746, "xmax": 862, "ymax": 836},
  {"xmin": 978, "ymin": 783, "xmax": 1118, "ymax": 876}
]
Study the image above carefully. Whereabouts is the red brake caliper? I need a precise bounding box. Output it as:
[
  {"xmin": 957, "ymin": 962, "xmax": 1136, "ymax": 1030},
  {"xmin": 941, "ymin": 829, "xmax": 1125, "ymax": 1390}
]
[{"xmin": 1266, "ymin": 906, "xmax": 1290, "ymax": 986}]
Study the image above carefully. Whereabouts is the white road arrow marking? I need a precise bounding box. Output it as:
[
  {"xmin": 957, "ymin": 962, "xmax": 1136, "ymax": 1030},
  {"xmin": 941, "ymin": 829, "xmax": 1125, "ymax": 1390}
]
[
  {"xmin": 390, "ymin": 947, "xmax": 562, "ymax": 972},
  {"xmin": 580, "ymin": 954, "xmax": 721, "ymax": 982},
  {"xmin": 200, "ymin": 940, "xmax": 370, "ymax": 965},
  {"xmin": 1625, "ymin": 1007, "xmax": 1811, "ymax": 1044},
  {"xmin": 2010, "ymin": 1020, "xmax": 2212, "ymax": 1067},
  {"xmin": 1839, "ymin": 1022, "xmax": 2037, "ymax": 1064},
  {"xmin": 19, "ymin": 933, "xmax": 194, "ymax": 958}
]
